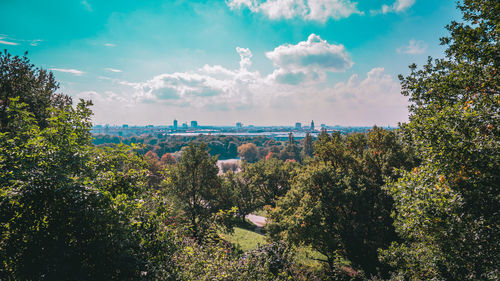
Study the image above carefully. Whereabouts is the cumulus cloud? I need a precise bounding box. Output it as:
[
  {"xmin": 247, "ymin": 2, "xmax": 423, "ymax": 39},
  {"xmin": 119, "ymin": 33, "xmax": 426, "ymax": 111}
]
[
  {"xmin": 92, "ymin": 34, "xmax": 407, "ymax": 125},
  {"xmin": 236, "ymin": 47, "xmax": 253, "ymax": 70},
  {"xmin": 266, "ymin": 34, "xmax": 352, "ymax": 84},
  {"xmin": 51, "ymin": 68, "xmax": 85, "ymax": 76},
  {"xmin": 226, "ymin": 0, "xmax": 362, "ymax": 22},
  {"xmin": 397, "ymin": 39, "xmax": 427, "ymax": 54}
]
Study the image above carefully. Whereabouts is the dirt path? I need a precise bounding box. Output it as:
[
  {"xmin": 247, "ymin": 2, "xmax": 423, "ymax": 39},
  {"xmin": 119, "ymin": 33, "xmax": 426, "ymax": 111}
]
[{"xmin": 245, "ymin": 214, "xmax": 267, "ymax": 227}]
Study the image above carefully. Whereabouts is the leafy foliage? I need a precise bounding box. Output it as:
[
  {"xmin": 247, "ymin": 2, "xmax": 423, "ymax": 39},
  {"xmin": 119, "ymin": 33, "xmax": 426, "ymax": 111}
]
[
  {"xmin": 381, "ymin": 0, "xmax": 499, "ymax": 279},
  {"xmin": 268, "ymin": 128, "xmax": 415, "ymax": 278},
  {"xmin": 169, "ymin": 143, "xmax": 224, "ymax": 238}
]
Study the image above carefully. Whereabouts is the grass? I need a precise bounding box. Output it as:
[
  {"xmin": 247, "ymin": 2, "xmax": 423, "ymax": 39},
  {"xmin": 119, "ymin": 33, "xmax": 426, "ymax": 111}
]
[
  {"xmin": 220, "ymin": 226, "xmax": 267, "ymax": 252},
  {"xmin": 220, "ymin": 221, "xmax": 326, "ymax": 269}
]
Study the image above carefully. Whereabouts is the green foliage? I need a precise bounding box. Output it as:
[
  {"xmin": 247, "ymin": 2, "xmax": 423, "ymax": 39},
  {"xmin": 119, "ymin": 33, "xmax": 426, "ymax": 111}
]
[
  {"xmin": 0, "ymin": 50, "xmax": 72, "ymax": 130},
  {"xmin": 222, "ymin": 171, "xmax": 259, "ymax": 218},
  {"xmin": 301, "ymin": 132, "xmax": 314, "ymax": 159},
  {"xmin": 169, "ymin": 143, "xmax": 223, "ymax": 238},
  {"xmin": 174, "ymin": 239, "xmax": 315, "ymax": 281},
  {"xmin": 240, "ymin": 158, "xmax": 298, "ymax": 209},
  {"xmin": 382, "ymin": 0, "xmax": 499, "ymax": 279},
  {"xmin": 0, "ymin": 99, "xmax": 144, "ymax": 280},
  {"xmin": 268, "ymin": 128, "xmax": 415, "ymax": 278}
]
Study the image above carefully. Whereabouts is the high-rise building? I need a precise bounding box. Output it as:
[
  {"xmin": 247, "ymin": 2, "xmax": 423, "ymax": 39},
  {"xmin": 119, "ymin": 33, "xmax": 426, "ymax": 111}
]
[
  {"xmin": 236, "ymin": 122, "xmax": 242, "ymax": 128},
  {"xmin": 190, "ymin": 121, "xmax": 198, "ymax": 128},
  {"xmin": 182, "ymin": 123, "xmax": 188, "ymax": 129},
  {"xmin": 310, "ymin": 120, "xmax": 315, "ymax": 131},
  {"xmin": 295, "ymin": 122, "xmax": 302, "ymax": 129},
  {"xmin": 173, "ymin": 119, "xmax": 178, "ymax": 130}
]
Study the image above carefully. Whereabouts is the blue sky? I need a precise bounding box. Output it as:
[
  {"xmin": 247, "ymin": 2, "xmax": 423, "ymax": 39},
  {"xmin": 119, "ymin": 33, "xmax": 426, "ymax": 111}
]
[{"xmin": 1, "ymin": 0, "xmax": 459, "ymax": 126}]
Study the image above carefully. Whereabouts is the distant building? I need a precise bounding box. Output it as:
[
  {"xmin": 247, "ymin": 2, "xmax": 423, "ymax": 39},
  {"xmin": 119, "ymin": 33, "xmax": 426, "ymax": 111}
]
[
  {"xmin": 173, "ymin": 119, "xmax": 178, "ymax": 130},
  {"xmin": 295, "ymin": 122, "xmax": 302, "ymax": 129},
  {"xmin": 310, "ymin": 120, "xmax": 315, "ymax": 131},
  {"xmin": 236, "ymin": 122, "xmax": 242, "ymax": 128},
  {"xmin": 191, "ymin": 121, "xmax": 198, "ymax": 128},
  {"xmin": 122, "ymin": 124, "xmax": 129, "ymax": 128},
  {"xmin": 182, "ymin": 123, "xmax": 188, "ymax": 129},
  {"xmin": 321, "ymin": 124, "xmax": 326, "ymax": 128}
]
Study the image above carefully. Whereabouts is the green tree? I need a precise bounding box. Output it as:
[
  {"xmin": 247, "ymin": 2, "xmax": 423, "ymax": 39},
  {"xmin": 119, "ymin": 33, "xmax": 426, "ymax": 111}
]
[
  {"xmin": 381, "ymin": 1, "xmax": 499, "ymax": 279},
  {"xmin": 170, "ymin": 143, "xmax": 222, "ymax": 238},
  {"xmin": 268, "ymin": 129, "xmax": 415, "ymax": 277},
  {"xmin": 280, "ymin": 133, "xmax": 301, "ymax": 162},
  {"xmin": 0, "ymin": 50, "xmax": 71, "ymax": 130},
  {"xmin": 240, "ymin": 158, "xmax": 297, "ymax": 209},
  {"xmin": 301, "ymin": 132, "xmax": 314, "ymax": 159},
  {"xmin": 0, "ymin": 54, "xmax": 177, "ymax": 280},
  {"xmin": 221, "ymin": 171, "xmax": 259, "ymax": 219},
  {"xmin": 0, "ymin": 98, "xmax": 146, "ymax": 280}
]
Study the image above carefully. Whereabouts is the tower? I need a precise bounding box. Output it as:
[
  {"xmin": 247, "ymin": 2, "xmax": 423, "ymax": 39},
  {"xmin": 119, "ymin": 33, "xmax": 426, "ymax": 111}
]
[
  {"xmin": 310, "ymin": 120, "xmax": 315, "ymax": 131},
  {"xmin": 173, "ymin": 119, "xmax": 178, "ymax": 130}
]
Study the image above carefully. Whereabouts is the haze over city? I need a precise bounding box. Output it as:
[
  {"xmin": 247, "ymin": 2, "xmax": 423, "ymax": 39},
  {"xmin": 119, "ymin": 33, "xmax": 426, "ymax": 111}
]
[{"xmin": 1, "ymin": 0, "xmax": 458, "ymax": 126}]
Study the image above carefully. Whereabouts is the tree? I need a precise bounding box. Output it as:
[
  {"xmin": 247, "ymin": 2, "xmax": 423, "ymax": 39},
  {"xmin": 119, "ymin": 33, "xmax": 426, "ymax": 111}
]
[
  {"xmin": 221, "ymin": 171, "xmax": 259, "ymax": 219},
  {"xmin": 381, "ymin": 1, "xmax": 499, "ymax": 279},
  {"xmin": 280, "ymin": 133, "xmax": 301, "ymax": 162},
  {"xmin": 0, "ymin": 54, "xmax": 177, "ymax": 280},
  {"xmin": 238, "ymin": 143, "xmax": 258, "ymax": 163},
  {"xmin": 301, "ymin": 132, "xmax": 314, "ymax": 159},
  {"xmin": 170, "ymin": 143, "xmax": 222, "ymax": 238},
  {"xmin": 0, "ymin": 98, "xmax": 146, "ymax": 280},
  {"xmin": 268, "ymin": 129, "xmax": 415, "ymax": 277},
  {"xmin": 240, "ymin": 158, "xmax": 297, "ymax": 209},
  {"xmin": 227, "ymin": 141, "xmax": 238, "ymax": 158},
  {"xmin": 160, "ymin": 153, "xmax": 177, "ymax": 165},
  {"xmin": 0, "ymin": 50, "xmax": 71, "ymax": 130}
]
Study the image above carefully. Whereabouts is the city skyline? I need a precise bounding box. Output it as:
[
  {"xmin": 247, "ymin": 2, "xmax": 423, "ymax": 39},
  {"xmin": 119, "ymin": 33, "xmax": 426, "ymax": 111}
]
[{"xmin": 1, "ymin": 0, "xmax": 459, "ymax": 126}]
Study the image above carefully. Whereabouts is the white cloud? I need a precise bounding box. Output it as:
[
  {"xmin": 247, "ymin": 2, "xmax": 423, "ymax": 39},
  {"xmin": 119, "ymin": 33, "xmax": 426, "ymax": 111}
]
[
  {"xmin": 392, "ymin": 0, "xmax": 415, "ymax": 12},
  {"xmin": 104, "ymin": 43, "xmax": 116, "ymax": 47},
  {"xmin": 0, "ymin": 35, "xmax": 18, "ymax": 45},
  {"xmin": 85, "ymin": 34, "xmax": 408, "ymax": 125},
  {"xmin": 226, "ymin": 0, "xmax": 362, "ymax": 22},
  {"xmin": 105, "ymin": 68, "xmax": 122, "ymax": 73},
  {"xmin": 266, "ymin": 34, "xmax": 352, "ymax": 84},
  {"xmin": 236, "ymin": 47, "xmax": 252, "ymax": 70},
  {"xmin": 30, "ymin": 39, "xmax": 43, "ymax": 46},
  {"xmin": 0, "ymin": 35, "xmax": 42, "ymax": 46},
  {"xmin": 0, "ymin": 40, "xmax": 18, "ymax": 46},
  {"xmin": 397, "ymin": 39, "xmax": 427, "ymax": 54},
  {"xmin": 51, "ymin": 68, "xmax": 85, "ymax": 76},
  {"xmin": 372, "ymin": 0, "xmax": 415, "ymax": 14}
]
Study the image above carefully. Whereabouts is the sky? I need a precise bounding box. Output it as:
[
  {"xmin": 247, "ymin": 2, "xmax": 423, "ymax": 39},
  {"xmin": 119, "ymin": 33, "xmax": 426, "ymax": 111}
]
[{"xmin": 0, "ymin": 0, "xmax": 460, "ymax": 126}]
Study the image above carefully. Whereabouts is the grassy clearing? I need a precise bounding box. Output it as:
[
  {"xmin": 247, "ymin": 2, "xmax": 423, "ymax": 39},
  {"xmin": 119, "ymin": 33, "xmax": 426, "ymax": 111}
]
[
  {"xmin": 220, "ymin": 226, "xmax": 267, "ymax": 252},
  {"xmin": 220, "ymin": 223, "xmax": 326, "ymax": 269}
]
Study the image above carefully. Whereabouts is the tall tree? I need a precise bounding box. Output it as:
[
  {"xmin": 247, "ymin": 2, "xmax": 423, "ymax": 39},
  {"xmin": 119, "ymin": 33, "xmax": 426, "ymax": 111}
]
[
  {"xmin": 381, "ymin": 1, "xmax": 499, "ymax": 279},
  {"xmin": 171, "ymin": 143, "xmax": 222, "ymax": 238},
  {"xmin": 301, "ymin": 132, "xmax": 314, "ymax": 159}
]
